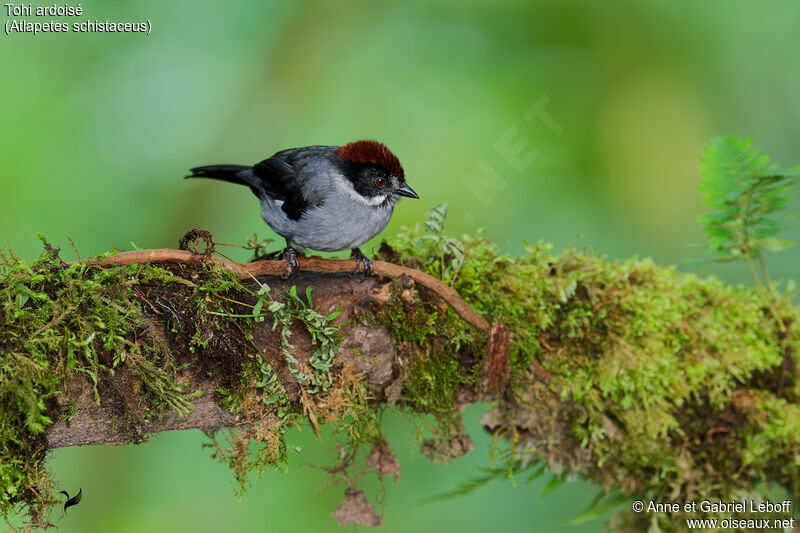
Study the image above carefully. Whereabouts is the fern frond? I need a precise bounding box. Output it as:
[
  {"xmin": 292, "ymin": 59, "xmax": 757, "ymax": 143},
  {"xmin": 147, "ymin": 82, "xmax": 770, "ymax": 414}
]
[
  {"xmin": 417, "ymin": 467, "xmax": 509, "ymax": 504},
  {"xmin": 567, "ymin": 490, "xmax": 628, "ymax": 525},
  {"xmin": 424, "ymin": 202, "xmax": 449, "ymax": 235},
  {"xmin": 698, "ymin": 137, "xmax": 797, "ymax": 261},
  {"xmin": 419, "ymin": 459, "xmax": 545, "ymax": 505}
]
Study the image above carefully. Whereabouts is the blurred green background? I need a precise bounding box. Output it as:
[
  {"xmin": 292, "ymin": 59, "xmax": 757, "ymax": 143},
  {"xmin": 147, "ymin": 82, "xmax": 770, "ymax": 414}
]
[{"xmin": 2, "ymin": 1, "xmax": 799, "ymax": 531}]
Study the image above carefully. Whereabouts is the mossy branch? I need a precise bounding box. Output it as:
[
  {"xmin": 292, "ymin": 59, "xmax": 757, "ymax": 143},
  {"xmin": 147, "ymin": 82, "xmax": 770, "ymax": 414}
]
[
  {"xmin": 43, "ymin": 255, "xmax": 478, "ymax": 448},
  {"xmin": 2, "ymin": 232, "xmax": 798, "ymax": 531},
  {"xmin": 84, "ymin": 248, "xmax": 489, "ymax": 332}
]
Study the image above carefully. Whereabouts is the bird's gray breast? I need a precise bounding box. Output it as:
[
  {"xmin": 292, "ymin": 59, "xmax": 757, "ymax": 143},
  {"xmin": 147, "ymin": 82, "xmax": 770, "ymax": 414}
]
[{"xmin": 260, "ymin": 194, "xmax": 394, "ymax": 252}]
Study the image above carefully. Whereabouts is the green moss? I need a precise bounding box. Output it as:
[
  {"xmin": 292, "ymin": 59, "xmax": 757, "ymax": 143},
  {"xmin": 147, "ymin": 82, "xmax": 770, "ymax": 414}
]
[
  {"xmin": 3, "ymin": 221, "xmax": 799, "ymax": 530},
  {"xmin": 380, "ymin": 293, "xmax": 438, "ymax": 345},
  {"xmin": 403, "ymin": 346, "xmax": 463, "ymax": 427},
  {"xmin": 373, "ymin": 272, "xmax": 482, "ymax": 451},
  {"xmin": 201, "ymin": 279, "xmax": 369, "ymax": 496},
  {"xmin": 0, "ymin": 238, "xmax": 249, "ymax": 526},
  {"xmin": 384, "ymin": 224, "xmax": 799, "ymax": 528}
]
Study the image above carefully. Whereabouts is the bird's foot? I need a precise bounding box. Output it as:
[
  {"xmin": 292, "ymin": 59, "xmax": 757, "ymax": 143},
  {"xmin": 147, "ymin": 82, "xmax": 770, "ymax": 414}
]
[
  {"xmin": 282, "ymin": 246, "xmax": 300, "ymax": 278},
  {"xmin": 350, "ymin": 248, "xmax": 374, "ymax": 279}
]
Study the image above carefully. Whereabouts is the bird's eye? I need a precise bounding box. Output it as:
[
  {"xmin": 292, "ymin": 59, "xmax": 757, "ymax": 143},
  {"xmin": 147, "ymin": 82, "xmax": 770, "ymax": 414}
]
[{"xmin": 375, "ymin": 177, "xmax": 386, "ymax": 187}]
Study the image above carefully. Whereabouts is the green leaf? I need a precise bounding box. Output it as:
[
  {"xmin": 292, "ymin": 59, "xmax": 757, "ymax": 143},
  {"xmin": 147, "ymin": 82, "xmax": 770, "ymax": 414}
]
[
  {"xmin": 694, "ymin": 136, "xmax": 798, "ymax": 271},
  {"xmin": 682, "ymin": 257, "xmax": 713, "ymax": 265},
  {"xmin": 424, "ymin": 202, "xmax": 449, "ymax": 235},
  {"xmin": 752, "ymin": 238, "xmax": 796, "ymax": 252},
  {"xmin": 305, "ymin": 286, "xmax": 315, "ymax": 307},
  {"xmin": 419, "ymin": 467, "xmax": 507, "ymax": 504},
  {"xmin": 539, "ymin": 474, "xmax": 566, "ymax": 497},
  {"xmin": 782, "ymin": 164, "xmax": 800, "ymax": 179},
  {"xmin": 567, "ymin": 491, "xmax": 628, "ymax": 525},
  {"xmin": 525, "ymin": 462, "xmax": 547, "ymax": 483},
  {"xmin": 252, "ymin": 294, "xmax": 265, "ymax": 315}
]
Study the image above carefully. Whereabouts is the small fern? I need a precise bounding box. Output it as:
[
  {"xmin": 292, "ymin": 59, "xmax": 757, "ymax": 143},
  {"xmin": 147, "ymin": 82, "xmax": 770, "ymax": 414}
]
[
  {"xmin": 269, "ymin": 285, "xmax": 341, "ymax": 393},
  {"xmin": 697, "ymin": 136, "xmax": 799, "ymax": 330},
  {"xmin": 419, "ymin": 202, "xmax": 465, "ymax": 287},
  {"xmin": 209, "ymin": 281, "xmax": 340, "ymax": 393},
  {"xmin": 698, "ymin": 137, "xmax": 799, "ymax": 265},
  {"xmin": 424, "ymin": 202, "xmax": 449, "ymax": 235},
  {"xmin": 244, "ymin": 233, "xmax": 274, "ymax": 261}
]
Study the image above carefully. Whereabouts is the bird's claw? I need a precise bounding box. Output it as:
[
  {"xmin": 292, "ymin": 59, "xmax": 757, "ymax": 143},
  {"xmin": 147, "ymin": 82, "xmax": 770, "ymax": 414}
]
[
  {"xmin": 282, "ymin": 247, "xmax": 300, "ymax": 279},
  {"xmin": 350, "ymin": 248, "xmax": 374, "ymax": 280}
]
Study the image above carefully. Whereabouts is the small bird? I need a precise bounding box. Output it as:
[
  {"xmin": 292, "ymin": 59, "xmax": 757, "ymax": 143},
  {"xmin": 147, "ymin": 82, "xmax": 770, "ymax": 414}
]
[{"xmin": 186, "ymin": 140, "xmax": 418, "ymax": 276}]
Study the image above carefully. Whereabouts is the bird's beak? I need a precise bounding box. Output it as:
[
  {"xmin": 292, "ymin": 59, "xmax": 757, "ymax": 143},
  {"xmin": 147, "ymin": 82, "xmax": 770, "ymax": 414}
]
[{"xmin": 396, "ymin": 183, "xmax": 419, "ymax": 199}]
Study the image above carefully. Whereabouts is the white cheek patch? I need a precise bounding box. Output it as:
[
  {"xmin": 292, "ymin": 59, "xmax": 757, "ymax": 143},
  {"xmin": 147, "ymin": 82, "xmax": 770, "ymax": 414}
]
[
  {"xmin": 363, "ymin": 194, "xmax": 387, "ymax": 206},
  {"xmin": 331, "ymin": 171, "xmax": 387, "ymax": 207}
]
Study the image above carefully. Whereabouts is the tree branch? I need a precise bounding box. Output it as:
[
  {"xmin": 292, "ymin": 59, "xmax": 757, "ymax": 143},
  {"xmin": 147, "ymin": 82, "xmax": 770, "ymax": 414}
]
[
  {"xmin": 87, "ymin": 249, "xmax": 489, "ymax": 332},
  {"xmin": 4, "ymin": 238, "xmax": 798, "ymax": 530},
  {"xmin": 46, "ymin": 265, "xmax": 410, "ymax": 448},
  {"xmin": 46, "ymin": 247, "xmax": 493, "ymax": 449}
]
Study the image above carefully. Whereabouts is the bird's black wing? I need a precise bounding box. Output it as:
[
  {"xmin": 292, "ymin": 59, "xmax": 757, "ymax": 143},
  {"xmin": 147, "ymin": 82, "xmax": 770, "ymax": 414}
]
[{"xmin": 251, "ymin": 148, "xmax": 326, "ymax": 221}]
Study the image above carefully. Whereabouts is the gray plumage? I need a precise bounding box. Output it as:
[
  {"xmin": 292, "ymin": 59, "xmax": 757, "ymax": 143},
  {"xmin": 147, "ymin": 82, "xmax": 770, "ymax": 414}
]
[
  {"xmin": 186, "ymin": 141, "xmax": 418, "ymax": 273},
  {"xmin": 256, "ymin": 151, "xmax": 396, "ymax": 251}
]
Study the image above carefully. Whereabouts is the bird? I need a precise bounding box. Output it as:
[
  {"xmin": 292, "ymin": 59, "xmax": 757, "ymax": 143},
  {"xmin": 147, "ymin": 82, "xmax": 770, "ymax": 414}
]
[{"xmin": 186, "ymin": 140, "xmax": 419, "ymax": 276}]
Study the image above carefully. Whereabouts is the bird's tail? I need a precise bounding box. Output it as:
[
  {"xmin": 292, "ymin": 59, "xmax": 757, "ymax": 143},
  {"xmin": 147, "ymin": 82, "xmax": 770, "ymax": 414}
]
[{"xmin": 185, "ymin": 164, "xmax": 251, "ymax": 186}]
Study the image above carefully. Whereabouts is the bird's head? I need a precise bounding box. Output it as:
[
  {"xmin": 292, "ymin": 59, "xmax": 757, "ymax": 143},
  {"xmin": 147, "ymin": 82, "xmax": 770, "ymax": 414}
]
[{"xmin": 333, "ymin": 140, "xmax": 419, "ymax": 205}]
